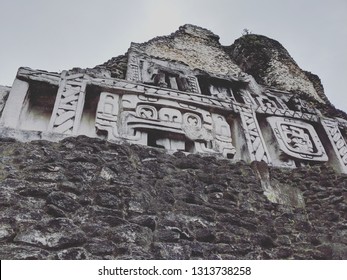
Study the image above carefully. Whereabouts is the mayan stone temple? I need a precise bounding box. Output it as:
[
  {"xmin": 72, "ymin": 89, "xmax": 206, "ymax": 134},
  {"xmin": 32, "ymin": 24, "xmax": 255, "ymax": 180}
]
[
  {"xmin": 1, "ymin": 25, "xmax": 347, "ymax": 173},
  {"xmin": 0, "ymin": 25, "xmax": 346, "ymax": 259}
]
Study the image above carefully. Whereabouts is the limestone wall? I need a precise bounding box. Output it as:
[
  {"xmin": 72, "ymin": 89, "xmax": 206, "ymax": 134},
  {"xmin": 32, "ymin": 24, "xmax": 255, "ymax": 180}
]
[{"xmin": 0, "ymin": 136, "xmax": 346, "ymax": 259}]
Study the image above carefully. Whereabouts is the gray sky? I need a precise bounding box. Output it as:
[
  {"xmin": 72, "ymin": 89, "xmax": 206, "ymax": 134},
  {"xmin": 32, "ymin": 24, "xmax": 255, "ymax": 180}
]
[{"xmin": 1, "ymin": 0, "xmax": 346, "ymax": 112}]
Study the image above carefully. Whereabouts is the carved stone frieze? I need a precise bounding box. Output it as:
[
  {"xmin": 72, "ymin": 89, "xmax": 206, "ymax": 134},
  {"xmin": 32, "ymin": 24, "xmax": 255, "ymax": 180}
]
[
  {"xmin": 118, "ymin": 93, "xmax": 235, "ymax": 156},
  {"xmin": 1, "ymin": 66, "xmax": 347, "ymax": 173}
]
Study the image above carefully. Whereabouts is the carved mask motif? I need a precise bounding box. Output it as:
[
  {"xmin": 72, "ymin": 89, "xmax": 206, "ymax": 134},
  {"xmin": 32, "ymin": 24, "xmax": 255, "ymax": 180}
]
[
  {"xmin": 267, "ymin": 116, "xmax": 328, "ymax": 161},
  {"xmin": 282, "ymin": 125, "xmax": 314, "ymax": 153}
]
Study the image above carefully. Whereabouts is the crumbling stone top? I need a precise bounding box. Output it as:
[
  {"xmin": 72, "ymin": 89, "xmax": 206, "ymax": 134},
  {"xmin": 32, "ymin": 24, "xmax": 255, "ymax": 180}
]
[
  {"xmin": 227, "ymin": 34, "xmax": 326, "ymax": 103},
  {"xmin": 130, "ymin": 24, "xmax": 242, "ymax": 77},
  {"xmin": 97, "ymin": 24, "xmax": 329, "ymax": 107}
]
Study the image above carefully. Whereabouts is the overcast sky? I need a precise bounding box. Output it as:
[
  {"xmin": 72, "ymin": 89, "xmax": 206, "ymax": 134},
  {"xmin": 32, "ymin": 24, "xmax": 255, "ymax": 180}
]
[{"xmin": 0, "ymin": 0, "xmax": 346, "ymax": 112}]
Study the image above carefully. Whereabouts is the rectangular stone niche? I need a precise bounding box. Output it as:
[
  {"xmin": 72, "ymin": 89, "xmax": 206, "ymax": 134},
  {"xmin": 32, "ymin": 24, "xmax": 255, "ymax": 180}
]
[{"xmin": 18, "ymin": 81, "xmax": 58, "ymax": 132}]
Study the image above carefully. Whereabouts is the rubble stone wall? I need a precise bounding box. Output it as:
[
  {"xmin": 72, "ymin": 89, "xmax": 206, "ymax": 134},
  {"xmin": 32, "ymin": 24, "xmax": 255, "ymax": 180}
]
[{"xmin": 0, "ymin": 136, "xmax": 346, "ymax": 259}]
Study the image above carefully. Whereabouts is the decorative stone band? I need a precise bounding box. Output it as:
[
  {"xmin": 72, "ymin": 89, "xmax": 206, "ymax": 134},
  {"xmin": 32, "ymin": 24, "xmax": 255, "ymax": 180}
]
[
  {"xmin": 126, "ymin": 53, "xmax": 140, "ymax": 82},
  {"xmin": 143, "ymin": 87, "xmax": 235, "ymax": 111},
  {"xmin": 321, "ymin": 118, "xmax": 347, "ymax": 172},
  {"xmin": 255, "ymin": 106, "xmax": 319, "ymax": 123},
  {"xmin": 48, "ymin": 71, "xmax": 87, "ymax": 134},
  {"xmin": 238, "ymin": 106, "xmax": 271, "ymax": 164}
]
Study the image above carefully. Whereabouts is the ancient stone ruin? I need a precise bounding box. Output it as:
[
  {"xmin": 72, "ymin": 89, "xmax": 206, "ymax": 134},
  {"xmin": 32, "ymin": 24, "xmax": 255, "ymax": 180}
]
[
  {"xmin": 1, "ymin": 25, "xmax": 347, "ymax": 174},
  {"xmin": 0, "ymin": 24, "xmax": 346, "ymax": 259}
]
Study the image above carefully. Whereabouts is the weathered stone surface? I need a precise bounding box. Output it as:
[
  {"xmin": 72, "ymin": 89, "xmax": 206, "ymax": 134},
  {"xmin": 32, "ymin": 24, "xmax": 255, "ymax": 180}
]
[
  {"xmin": 227, "ymin": 34, "xmax": 325, "ymax": 102},
  {"xmin": 0, "ymin": 136, "xmax": 345, "ymax": 259},
  {"xmin": 13, "ymin": 218, "xmax": 86, "ymax": 249},
  {"xmin": 0, "ymin": 86, "xmax": 10, "ymax": 117},
  {"xmin": 97, "ymin": 54, "xmax": 128, "ymax": 79},
  {"xmin": 0, "ymin": 244, "xmax": 53, "ymax": 260},
  {"xmin": 56, "ymin": 247, "xmax": 89, "ymax": 260},
  {"xmin": 47, "ymin": 191, "xmax": 81, "ymax": 212},
  {"xmin": 131, "ymin": 24, "xmax": 241, "ymax": 77},
  {"xmin": 0, "ymin": 223, "xmax": 15, "ymax": 241}
]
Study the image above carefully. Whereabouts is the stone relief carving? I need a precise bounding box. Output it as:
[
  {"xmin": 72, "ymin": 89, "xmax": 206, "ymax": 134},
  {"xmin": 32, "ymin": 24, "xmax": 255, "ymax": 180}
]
[
  {"xmin": 239, "ymin": 106, "xmax": 271, "ymax": 163},
  {"xmin": 287, "ymin": 96, "xmax": 316, "ymax": 114},
  {"xmin": 48, "ymin": 72, "xmax": 86, "ymax": 134},
  {"xmin": 1, "ymin": 65, "xmax": 347, "ymax": 173},
  {"xmin": 159, "ymin": 108, "xmax": 182, "ymax": 123},
  {"xmin": 126, "ymin": 50, "xmax": 201, "ymax": 94},
  {"xmin": 209, "ymin": 83, "xmax": 232, "ymax": 100},
  {"xmin": 267, "ymin": 117, "xmax": 327, "ymax": 161},
  {"xmin": 254, "ymin": 92, "xmax": 288, "ymax": 113},
  {"xmin": 187, "ymin": 76, "xmax": 200, "ymax": 94},
  {"xmin": 212, "ymin": 114, "xmax": 236, "ymax": 158},
  {"xmin": 95, "ymin": 92, "xmax": 119, "ymax": 140},
  {"xmin": 118, "ymin": 94, "xmax": 235, "ymax": 156},
  {"xmin": 125, "ymin": 53, "xmax": 140, "ymax": 82},
  {"xmin": 321, "ymin": 118, "xmax": 347, "ymax": 172},
  {"xmin": 136, "ymin": 105, "xmax": 157, "ymax": 120}
]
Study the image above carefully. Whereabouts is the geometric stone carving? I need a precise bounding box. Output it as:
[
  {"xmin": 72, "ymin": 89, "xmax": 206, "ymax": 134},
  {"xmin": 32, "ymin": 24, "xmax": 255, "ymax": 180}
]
[
  {"xmin": 255, "ymin": 92, "xmax": 288, "ymax": 112},
  {"xmin": 239, "ymin": 107, "xmax": 271, "ymax": 163},
  {"xmin": 212, "ymin": 114, "xmax": 236, "ymax": 158},
  {"xmin": 268, "ymin": 116, "xmax": 328, "ymax": 161},
  {"xmin": 158, "ymin": 108, "xmax": 182, "ymax": 123},
  {"xmin": 321, "ymin": 118, "xmax": 347, "ymax": 172},
  {"xmin": 126, "ymin": 53, "xmax": 140, "ymax": 82},
  {"xmin": 187, "ymin": 76, "xmax": 200, "ymax": 94},
  {"xmin": 48, "ymin": 72, "xmax": 86, "ymax": 135},
  {"xmin": 95, "ymin": 92, "xmax": 119, "ymax": 140},
  {"xmin": 136, "ymin": 105, "xmax": 158, "ymax": 120}
]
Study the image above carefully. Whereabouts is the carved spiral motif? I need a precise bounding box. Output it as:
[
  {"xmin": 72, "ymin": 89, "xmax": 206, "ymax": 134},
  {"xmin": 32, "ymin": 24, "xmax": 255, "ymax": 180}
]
[{"xmin": 183, "ymin": 113, "xmax": 201, "ymax": 128}]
